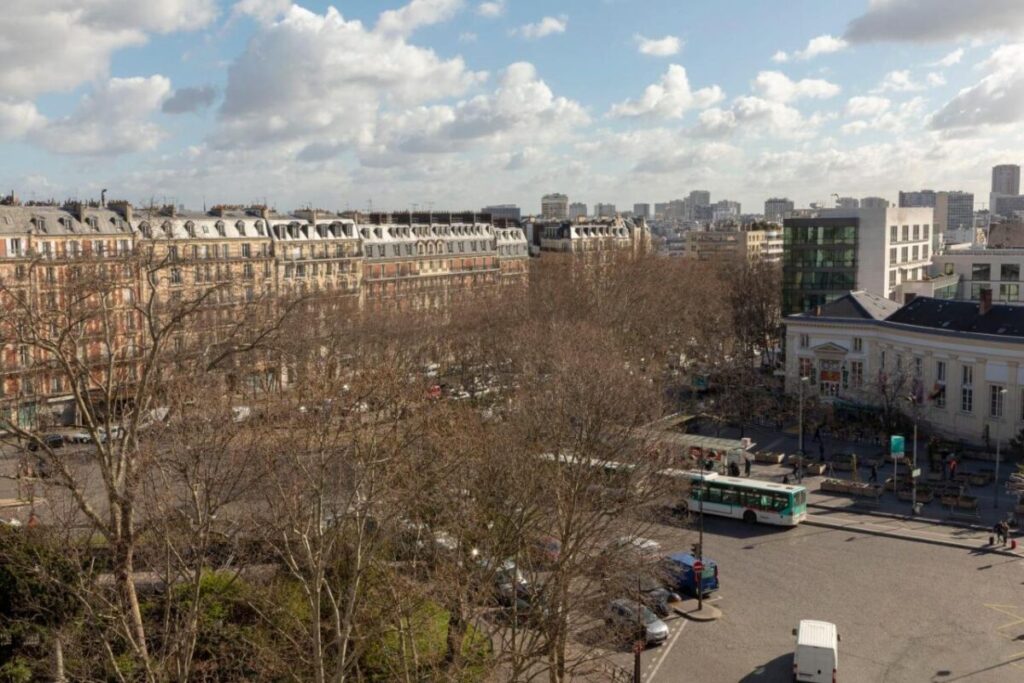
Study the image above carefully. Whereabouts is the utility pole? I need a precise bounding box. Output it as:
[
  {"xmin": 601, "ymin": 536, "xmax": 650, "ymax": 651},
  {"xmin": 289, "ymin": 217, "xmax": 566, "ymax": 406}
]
[
  {"xmin": 798, "ymin": 376, "xmax": 809, "ymax": 483},
  {"xmin": 634, "ymin": 577, "xmax": 642, "ymax": 683},
  {"xmin": 996, "ymin": 388, "xmax": 1007, "ymax": 509}
]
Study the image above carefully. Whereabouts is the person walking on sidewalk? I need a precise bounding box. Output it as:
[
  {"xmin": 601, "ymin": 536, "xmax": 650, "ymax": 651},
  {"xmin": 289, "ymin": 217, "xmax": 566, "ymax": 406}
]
[
  {"xmin": 744, "ymin": 455, "xmax": 752, "ymax": 478},
  {"xmin": 869, "ymin": 462, "xmax": 878, "ymax": 483},
  {"xmin": 999, "ymin": 521, "xmax": 1010, "ymax": 546},
  {"xmin": 949, "ymin": 457, "xmax": 959, "ymax": 481}
]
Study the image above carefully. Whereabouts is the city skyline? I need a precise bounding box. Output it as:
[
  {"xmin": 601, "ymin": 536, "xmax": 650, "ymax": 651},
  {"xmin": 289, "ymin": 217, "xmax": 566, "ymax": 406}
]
[{"xmin": 3, "ymin": 1, "xmax": 1024, "ymax": 212}]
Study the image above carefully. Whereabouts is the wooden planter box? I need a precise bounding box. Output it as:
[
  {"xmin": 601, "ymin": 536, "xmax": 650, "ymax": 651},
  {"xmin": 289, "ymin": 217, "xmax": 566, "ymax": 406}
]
[
  {"xmin": 940, "ymin": 495, "xmax": 978, "ymax": 510},
  {"xmin": 847, "ymin": 483, "xmax": 883, "ymax": 499},
  {"xmin": 803, "ymin": 463, "xmax": 827, "ymax": 476},
  {"xmin": 897, "ymin": 489, "xmax": 934, "ymax": 503},
  {"xmin": 820, "ymin": 479, "xmax": 848, "ymax": 494},
  {"xmin": 969, "ymin": 473, "xmax": 992, "ymax": 486},
  {"xmin": 754, "ymin": 452, "xmax": 783, "ymax": 465}
]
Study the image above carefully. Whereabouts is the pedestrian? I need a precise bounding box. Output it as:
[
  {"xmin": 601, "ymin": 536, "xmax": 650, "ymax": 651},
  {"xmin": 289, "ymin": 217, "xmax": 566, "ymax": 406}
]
[
  {"xmin": 783, "ymin": 474, "xmax": 790, "ymax": 485},
  {"xmin": 949, "ymin": 457, "xmax": 959, "ymax": 480},
  {"xmin": 1000, "ymin": 521, "xmax": 1010, "ymax": 546},
  {"xmin": 744, "ymin": 456, "xmax": 752, "ymax": 478},
  {"xmin": 813, "ymin": 425, "xmax": 822, "ymax": 443},
  {"xmin": 869, "ymin": 463, "xmax": 878, "ymax": 483}
]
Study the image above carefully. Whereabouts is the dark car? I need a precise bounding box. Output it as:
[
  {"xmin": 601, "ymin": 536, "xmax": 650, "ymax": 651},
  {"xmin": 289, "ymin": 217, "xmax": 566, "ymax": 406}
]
[
  {"xmin": 637, "ymin": 574, "xmax": 682, "ymax": 617},
  {"xmin": 26, "ymin": 434, "xmax": 64, "ymax": 451}
]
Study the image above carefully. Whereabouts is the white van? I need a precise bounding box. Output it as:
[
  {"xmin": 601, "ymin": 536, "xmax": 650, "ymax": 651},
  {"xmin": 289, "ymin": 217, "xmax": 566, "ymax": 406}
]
[{"xmin": 793, "ymin": 620, "xmax": 839, "ymax": 682}]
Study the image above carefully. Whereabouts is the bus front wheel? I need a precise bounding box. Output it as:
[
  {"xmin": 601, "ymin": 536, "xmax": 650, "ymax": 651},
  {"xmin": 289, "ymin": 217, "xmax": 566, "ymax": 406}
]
[{"xmin": 743, "ymin": 510, "xmax": 757, "ymax": 524}]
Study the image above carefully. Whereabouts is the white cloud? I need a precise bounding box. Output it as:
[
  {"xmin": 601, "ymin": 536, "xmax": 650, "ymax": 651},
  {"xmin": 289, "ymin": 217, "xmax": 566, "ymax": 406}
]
[
  {"xmin": 931, "ymin": 43, "xmax": 1024, "ymax": 130},
  {"xmin": 370, "ymin": 62, "xmax": 589, "ymax": 161},
  {"xmin": 459, "ymin": 31, "xmax": 478, "ymax": 43},
  {"xmin": 930, "ymin": 47, "xmax": 965, "ymax": 67},
  {"xmin": 162, "ymin": 85, "xmax": 218, "ymax": 114},
  {"xmin": 514, "ymin": 15, "xmax": 567, "ymax": 40},
  {"xmin": 635, "ymin": 34, "xmax": 682, "ymax": 57},
  {"xmin": 876, "ymin": 70, "xmax": 925, "ymax": 92},
  {"xmin": 926, "ymin": 72, "xmax": 946, "ymax": 87},
  {"xmin": 0, "ymin": 100, "xmax": 44, "ymax": 140},
  {"xmin": 217, "ymin": 5, "xmax": 485, "ymax": 152},
  {"xmin": 477, "ymin": 1, "xmax": 505, "ymax": 17},
  {"xmin": 845, "ymin": 95, "xmax": 891, "ymax": 118},
  {"xmin": 376, "ymin": 0, "xmax": 464, "ymax": 36},
  {"xmin": 753, "ymin": 71, "xmax": 840, "ymax": 102},
  {"xmin": 231, "ymin": 0, "xmax": 290, "ymax": 24},
  {"xmin": 841, "ymin": 97, "xmax": 926, "ymax": 135},
  {"xmin": 610, "ymin": 65, "xmax": 723, "ymax": 119},
  {"xmin": 0, "ymin": 0, "xmax": 216, "ymax": 99},
  {"xmin": 771, "ymin": 34, "xmax": 847, "ymax": 64},
  {"xmin": 846, "ymin": 0, "xmax": 1024, "ymax": 43},
  {"xmin": 31, "ymin": 76, "xmax": 171, "ymax": 155}
]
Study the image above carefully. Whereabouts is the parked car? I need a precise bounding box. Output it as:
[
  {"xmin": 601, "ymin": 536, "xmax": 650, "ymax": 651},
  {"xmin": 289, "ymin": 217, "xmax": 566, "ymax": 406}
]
[
  {"xmin": 527, "ymin": 535, "xmax": 562, "ymax": 567},
  {"xmin": 65, "ymin": 429, "xmax": 92, "ymax": 444},
  {"xmin": 663, "ymin": 552, "xmax": 719, "ymax": 597},
  {"xmin": 793, "ymin": 620, "xmax": 840, "ymax": 682},
  {"xmin": 637, "ymin": 574, "xmax": 682, "ymax": 617},
  {"xmin": 605, "ymin": 599, "xmax": 669, "ymax": 647},
  {"xmin": 27, "ymin": 434, "xmax": 64, "ymax": 451}
]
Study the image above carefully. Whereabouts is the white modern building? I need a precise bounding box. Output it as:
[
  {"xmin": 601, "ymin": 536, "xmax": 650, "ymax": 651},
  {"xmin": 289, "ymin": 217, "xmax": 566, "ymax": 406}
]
[
  {"xmin": 785, "ymin": 290, "xmax": 1024, "ymax": 445},
  {"xmin": 781, "ymin": 206, "xmax": 934, "ymax": 315},
  {"xmin": 931, "ymin": 245, "xmax": 1024, "ymax": 304}
]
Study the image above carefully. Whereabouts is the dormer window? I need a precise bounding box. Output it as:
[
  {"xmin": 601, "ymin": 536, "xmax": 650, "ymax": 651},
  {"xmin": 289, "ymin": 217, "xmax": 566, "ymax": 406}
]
[
  {"xmin": 216, "ymin": 220, "xmax": 226, "ymax": 237},
  {"xmin": 254, "ymin": 221, "xmax": 265, "ymax": 236},
  {"xmin": 201, "ymin": 224, "xmax": 209, "ymax": 234},
  {"xmin": 161, "ymin": 221, "xmax": 173, "ymax": 237},
  {"xmin": 235, "ymin": 220, "xmax": 245, "ymax": 234},
  {"xmin": 139, "ymin": 222, "xmax": 152, "ymax": 238},
  {"xmin": 185, "ymin": 221, "xmax": 196, "ymax": 238}
]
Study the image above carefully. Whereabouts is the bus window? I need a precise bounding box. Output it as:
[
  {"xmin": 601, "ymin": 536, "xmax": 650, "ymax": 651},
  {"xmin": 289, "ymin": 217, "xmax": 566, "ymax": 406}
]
[
  {"xmin": 705, "ymin": 486, "xmax": 723, "ymax": 504},
  {"xmin": 720, "ymin": 486, "xmax": 738, "ymax": 506},
  {"xmin": 794, "ymin": 490, "xmax": 806, "ymax": 507},
  {"xmin": 772, "ymin": 493, "xmax": 789, "ymax": 511}
]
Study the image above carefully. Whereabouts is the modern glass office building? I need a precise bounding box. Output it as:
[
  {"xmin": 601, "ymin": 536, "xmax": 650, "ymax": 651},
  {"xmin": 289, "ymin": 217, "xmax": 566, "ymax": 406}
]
[{"xmin": 782, "ymin": 217, "xmax": 859, "ymax": 316}]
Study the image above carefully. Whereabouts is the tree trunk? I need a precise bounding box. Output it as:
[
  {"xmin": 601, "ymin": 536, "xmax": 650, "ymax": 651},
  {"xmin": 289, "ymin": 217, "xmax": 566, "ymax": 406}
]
[{"xmin": 52, "ymin": 632, "xmax": 65, "ymax": 683}]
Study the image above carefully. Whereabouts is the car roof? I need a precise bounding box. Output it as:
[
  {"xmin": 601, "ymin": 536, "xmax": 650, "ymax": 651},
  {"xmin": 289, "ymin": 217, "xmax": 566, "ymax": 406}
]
[
  {"xmin": 797, "ymin": 620, "xmax": 837, "ymax": 648},
  {"xmin": 666, "ymin": 552, "xmax": 716, "ymax": 566}
]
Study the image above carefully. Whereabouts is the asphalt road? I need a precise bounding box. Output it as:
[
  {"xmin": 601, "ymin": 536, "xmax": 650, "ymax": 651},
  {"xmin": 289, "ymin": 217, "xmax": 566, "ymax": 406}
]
[{"xmin": 607, "ymin": 515, "xmax": 1024, "ymax": 683}]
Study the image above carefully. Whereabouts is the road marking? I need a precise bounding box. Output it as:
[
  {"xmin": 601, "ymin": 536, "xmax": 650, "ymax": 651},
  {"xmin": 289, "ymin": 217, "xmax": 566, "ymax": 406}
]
[{"xmin": 647, "ymin": 619, "xmax": 687, "ymax": 682}]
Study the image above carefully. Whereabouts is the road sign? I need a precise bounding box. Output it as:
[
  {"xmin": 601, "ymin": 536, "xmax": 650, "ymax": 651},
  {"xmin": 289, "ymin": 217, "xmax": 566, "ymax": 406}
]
[
  {"xmin": 693, "ymin": 560, "xmax": 704, "ymax": 575},
  {"xmin": 890, "ymin": 435, "xmax": 905, "ymax": 456},
  {"xmin": 911, "ymin": 468, "xmax": 921, "ymax": 479}
]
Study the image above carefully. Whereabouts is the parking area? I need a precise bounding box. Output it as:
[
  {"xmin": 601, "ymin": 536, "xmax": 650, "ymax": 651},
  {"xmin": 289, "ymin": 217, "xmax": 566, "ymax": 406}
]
[{"xmin": 596, "ymin": 514, "xmax": 1024, "ymax": 682}]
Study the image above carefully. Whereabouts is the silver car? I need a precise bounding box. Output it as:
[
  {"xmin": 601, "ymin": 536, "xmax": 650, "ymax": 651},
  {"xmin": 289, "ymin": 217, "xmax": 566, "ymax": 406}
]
[{"xmin": 606, "ymin": 599, "xmax": 669, "ymax": 646}]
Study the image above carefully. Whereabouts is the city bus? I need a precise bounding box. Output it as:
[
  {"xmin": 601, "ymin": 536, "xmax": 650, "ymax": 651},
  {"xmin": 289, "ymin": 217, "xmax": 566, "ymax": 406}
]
[{"xmin": 663, "ymin": 470, "xmax": 807, "ymax": 526}]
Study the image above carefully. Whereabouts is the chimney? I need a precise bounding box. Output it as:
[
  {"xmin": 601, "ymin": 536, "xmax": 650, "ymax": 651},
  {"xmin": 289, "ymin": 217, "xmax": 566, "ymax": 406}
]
[{"xmin": 980, "ymin": 288, "xmax": 993, "ymax": 315}]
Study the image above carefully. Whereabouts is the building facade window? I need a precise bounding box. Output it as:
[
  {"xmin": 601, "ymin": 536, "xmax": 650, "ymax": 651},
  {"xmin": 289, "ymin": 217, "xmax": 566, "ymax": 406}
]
[
  {"xmin": 961, "ymin": 365, "xmax": 973, "ymax": 413},
  {"xmin": 999, "ymin": 284, "xmax": 1020, "ymax": 301},
  {"xmin": 853, "ymin": 337, "xmax": 863, "ymax": 353},
  {"xmin": 972, "ymin": 263, "xmax": 991, "ymax": 281},
  {"xmin": 799, "ymin": 357, "xmax": 814, "ymax": 381},
  {"xmin": 850, "ymin": 361, "xmax": 864, "ymax": 388},
  {"xmin": 902, "ymin": 225, "xmax": 909, "ymax": 241},
  {"xmin": 890, "ymin": 225, "xmax": 897, "ymax": 242},
  {"xmin": 934, "ymin": 360, "xmax": 946, "ymax": 408},
  {"xmin": 1001, "ymin": 263, "xmax": 1020, "ymax": 281},
  {"xmin": 990, "ymin": 385, "xmax": 1005, "ymax": 418},
  {"xmin": 799, "ymin": 333, "xmax": 810, "ymax": 348}
]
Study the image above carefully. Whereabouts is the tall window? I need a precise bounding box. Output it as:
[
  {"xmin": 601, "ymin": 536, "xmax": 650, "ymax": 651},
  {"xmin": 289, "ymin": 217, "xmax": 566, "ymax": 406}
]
[
  {"xmin": 990, "ymin": 385, "xmax": 1005, "ymax": 418},
  {"xmin": 972, "ymin": 263, "xmax": 991, "ymax": 281},
  {"xmin": 850, "ymin": 361, "xmax": 864, "ymax": 388},
  {"xmin": 799, "ymin": 334, "xmax": 810, "ymax": 349},
  {"xmin": 890, "ymin": 225, "xmax": 898, "ymax": 242},
  {"xmin": 853, "ymin": 337, "xmax": 863, "ymax": 353},
  {"xmin": 934, "ymin": 360, "xmax": 947, "ymax": 409},
  {"xmin": 241, "ymin": 243, "xmax": 251, "ymax": 258},
  {"xmin": 902, "ymin": 225, "xmax": 909, "ymax": 241},
  {"xmin": 799, "ymin": 358, "xmax": 814, "ymax": 381},
  {"xmin": 961, "ymin": 365, "xmax": 973, "ymax": 413},
  {"xmin": 914, "ymin": 356, "xmax": 923, "ymax": 378},
  {"xmin": 913, "ymin": 225, "xmax": 920, "ymax": 240}
]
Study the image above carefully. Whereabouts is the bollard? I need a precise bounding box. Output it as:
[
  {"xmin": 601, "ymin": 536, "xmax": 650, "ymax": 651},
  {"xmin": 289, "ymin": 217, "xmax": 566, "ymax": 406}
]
[{"xmin": 1012, "ymin": 539, "xmax": 1018, "ymax": 551}]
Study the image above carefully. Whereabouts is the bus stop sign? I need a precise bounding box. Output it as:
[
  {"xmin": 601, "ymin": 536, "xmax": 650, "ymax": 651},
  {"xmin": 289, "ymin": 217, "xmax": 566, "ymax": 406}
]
[{"xmin": 890, "ymin": 435, "xmax": 905, "ymax": 456}]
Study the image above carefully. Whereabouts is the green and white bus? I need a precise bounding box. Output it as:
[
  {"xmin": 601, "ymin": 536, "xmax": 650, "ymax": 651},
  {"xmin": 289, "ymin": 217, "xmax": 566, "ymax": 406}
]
[{"xmin": 664, "ymin": 470, "xmax": 808, "ymax": 526}]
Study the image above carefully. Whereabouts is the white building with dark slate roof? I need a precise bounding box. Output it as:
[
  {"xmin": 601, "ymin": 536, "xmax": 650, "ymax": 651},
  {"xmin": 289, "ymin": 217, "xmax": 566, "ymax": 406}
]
[{"xmin": 786, "ymin": 289, "xmax": 1024, "ymax": 445}]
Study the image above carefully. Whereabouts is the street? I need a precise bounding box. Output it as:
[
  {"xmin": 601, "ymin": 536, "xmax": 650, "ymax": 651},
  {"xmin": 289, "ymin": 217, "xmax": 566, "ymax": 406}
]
[{"xmin": 605, "ymin": 515, "xmax": 1024, "ymax": 682}]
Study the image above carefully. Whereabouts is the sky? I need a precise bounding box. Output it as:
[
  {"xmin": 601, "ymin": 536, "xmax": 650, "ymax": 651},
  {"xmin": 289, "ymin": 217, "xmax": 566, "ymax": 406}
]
[{"xmin": 3, "ymin": 0, "xmax": 1024, "ymax": 215}]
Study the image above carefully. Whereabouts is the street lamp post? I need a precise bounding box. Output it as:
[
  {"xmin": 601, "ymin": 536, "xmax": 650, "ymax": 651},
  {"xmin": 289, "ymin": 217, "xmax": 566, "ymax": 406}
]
[
  {"xmin": 798, "ymin": 376, "xmax": 810, "ymax": 482},
  {"xmin": 904, "ymin": 394, "xmax": 919, "ymax": 515},
  {"xmin": 996, "ymin": 388, "xmax": 1007, "ymax": 509}
]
